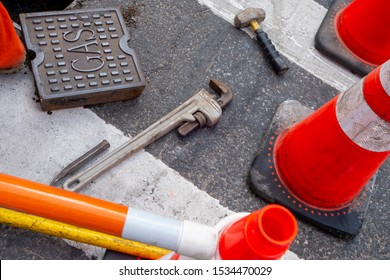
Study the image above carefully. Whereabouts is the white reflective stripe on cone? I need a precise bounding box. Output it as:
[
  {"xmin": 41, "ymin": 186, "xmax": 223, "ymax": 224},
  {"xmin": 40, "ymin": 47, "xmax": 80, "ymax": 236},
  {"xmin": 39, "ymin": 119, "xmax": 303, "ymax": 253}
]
[
  {"xmin": 336, "ymin": 81, "xmax": 390, "ymax": 152},
  {"xmin": 380, "ymin": 61, "xmax": 390, "ymax": 95}
]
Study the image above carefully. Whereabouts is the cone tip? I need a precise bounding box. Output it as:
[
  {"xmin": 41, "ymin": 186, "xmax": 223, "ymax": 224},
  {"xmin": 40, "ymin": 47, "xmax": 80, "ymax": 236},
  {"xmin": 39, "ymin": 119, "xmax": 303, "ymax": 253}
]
[{"xmin": 256, "ymin": 204, "xmax": 298, "ymax": 246}]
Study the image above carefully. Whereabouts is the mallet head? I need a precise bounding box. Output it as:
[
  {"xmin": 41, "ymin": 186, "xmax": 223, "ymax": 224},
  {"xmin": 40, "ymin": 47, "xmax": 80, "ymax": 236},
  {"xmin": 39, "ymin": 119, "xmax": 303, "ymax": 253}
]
[{"xmin": 234, "ymin": 8, "xmax": 266, "ymax": 28}]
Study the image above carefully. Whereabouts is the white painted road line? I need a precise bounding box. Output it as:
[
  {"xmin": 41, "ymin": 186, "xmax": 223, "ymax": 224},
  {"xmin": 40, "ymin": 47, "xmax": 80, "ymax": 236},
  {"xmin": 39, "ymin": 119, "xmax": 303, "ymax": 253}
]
[{"xmin": 197, "ymin": 0, "xmax": 360, "ymax": 91}]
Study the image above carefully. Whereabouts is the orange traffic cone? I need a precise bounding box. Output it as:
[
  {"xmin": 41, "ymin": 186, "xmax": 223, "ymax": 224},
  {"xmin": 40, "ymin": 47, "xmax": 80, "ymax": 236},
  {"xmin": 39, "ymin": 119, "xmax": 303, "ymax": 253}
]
[
  {"xmin": 0, "ymin": 2, "xmax": 26, "ymax": 73},
  {"xmin": 275, "ymin": 60, "xmax": 390, "ymax": 209},
  {"xmin": 315, "ymin": 0, "xmax": 390, "ymax": 76},
  {"xmin": 161, "ymin": 205, "xmax": 298, "ymax": 260},
  {"xmin": 251, "ymin": 59, "xmax": 390, "ymax": 237},
  {"xmin": 217, "ymin": 205, "xmax": 297, "ymax": 260},
  {"xmin": 336, "ymin": 0, "xmax": 390, "ymax": 66}
]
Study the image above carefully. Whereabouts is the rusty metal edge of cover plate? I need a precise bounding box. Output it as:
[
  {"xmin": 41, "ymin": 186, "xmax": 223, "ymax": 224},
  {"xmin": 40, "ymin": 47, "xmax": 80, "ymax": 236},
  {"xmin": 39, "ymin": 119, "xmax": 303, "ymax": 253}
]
[{"xmin": 20, "ymin": 7, "xmax": 146, "ymax": 111}]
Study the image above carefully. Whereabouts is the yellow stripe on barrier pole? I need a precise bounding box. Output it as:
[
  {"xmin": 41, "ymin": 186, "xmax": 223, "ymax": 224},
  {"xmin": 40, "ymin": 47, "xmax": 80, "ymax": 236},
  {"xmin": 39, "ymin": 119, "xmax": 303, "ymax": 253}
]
[{"xmin": 0, "ymin": 207, "xmax": 170, "ymax": 260}]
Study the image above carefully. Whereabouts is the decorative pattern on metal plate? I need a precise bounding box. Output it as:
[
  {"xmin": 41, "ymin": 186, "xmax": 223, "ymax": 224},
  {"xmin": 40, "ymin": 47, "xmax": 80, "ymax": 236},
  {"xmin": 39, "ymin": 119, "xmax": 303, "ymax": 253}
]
[{"xmin": 20, "ymin": 8, "xmax": 146, "ymax": 111}]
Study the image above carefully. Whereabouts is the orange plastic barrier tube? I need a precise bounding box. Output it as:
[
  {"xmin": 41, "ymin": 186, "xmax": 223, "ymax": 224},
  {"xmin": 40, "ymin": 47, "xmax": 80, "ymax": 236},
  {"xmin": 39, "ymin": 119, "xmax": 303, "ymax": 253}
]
[
  {"xmin": 0, "ymin": 207, "xmax": 170, "ymax": 259},
  {"xmin": 0, "ymin": 173, "xmax": 128, "ymax": 236},
  {"xmin": 0, "ymin": 173, "xmax": 220, "ymax": 259}
]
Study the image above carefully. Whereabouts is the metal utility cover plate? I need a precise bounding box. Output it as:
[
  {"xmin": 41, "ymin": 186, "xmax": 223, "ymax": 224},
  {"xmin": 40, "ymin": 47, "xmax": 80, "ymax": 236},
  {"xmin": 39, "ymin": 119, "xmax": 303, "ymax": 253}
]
[{"xmin": 20, "ymin": 8, "xmax": 146, "ymax": 111}]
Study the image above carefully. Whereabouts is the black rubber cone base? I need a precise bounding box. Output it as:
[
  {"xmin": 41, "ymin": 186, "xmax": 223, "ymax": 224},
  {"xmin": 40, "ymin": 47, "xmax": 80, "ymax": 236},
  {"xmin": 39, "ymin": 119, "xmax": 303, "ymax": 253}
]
[
  {"xmin": 315, "ymin": 0, "xmax": 376, "ymax": 76},
  {"xmin": 250, "ymin": 100, "xmax": 376, "ymax": 238}
]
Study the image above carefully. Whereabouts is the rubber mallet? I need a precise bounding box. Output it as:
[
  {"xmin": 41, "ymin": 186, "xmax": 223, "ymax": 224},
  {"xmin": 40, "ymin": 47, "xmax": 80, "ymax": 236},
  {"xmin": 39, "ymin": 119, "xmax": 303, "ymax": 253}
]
[{"xmin": 234, "ymin": 8, "xmax": 289, "ymax": 75}]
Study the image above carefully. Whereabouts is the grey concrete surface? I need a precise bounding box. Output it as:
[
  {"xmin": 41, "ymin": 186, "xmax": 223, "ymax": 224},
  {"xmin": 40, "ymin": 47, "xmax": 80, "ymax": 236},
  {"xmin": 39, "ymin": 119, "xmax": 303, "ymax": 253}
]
[{"xmin": 0, "ymin": 0, "xmax": 389, "ymax": 260}]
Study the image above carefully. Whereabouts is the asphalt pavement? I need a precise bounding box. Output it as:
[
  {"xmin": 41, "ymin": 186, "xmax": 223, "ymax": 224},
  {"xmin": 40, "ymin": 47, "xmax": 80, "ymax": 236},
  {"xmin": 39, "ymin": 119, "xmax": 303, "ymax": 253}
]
[{"xmin": 0, "ymin": 0, "xmax": 388, "ymax": 260}]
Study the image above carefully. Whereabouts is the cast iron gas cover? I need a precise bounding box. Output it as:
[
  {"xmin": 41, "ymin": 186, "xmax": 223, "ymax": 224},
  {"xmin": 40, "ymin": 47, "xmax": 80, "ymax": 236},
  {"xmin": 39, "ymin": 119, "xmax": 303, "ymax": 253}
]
[{"xmin": 20, "ymin": 8, "xmax": 146, "ymax": 111}]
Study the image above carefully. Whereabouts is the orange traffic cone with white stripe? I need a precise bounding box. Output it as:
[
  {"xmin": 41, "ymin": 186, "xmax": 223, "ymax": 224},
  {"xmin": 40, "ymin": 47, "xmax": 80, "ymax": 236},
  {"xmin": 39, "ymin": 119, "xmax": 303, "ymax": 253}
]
[
  {"xmin": 0, "ymin": 2, "xmax": 26, "ymax": 73},
  {"xmin": 315, "ymin": 0, "xmax": 390, "ymax": 76},
  {"xmin": 275, "ymin": 60, "xmax": 390, "ymax": 209},
  {"xmin": 251, "ymin": 59, "xmax": 390, "ymax": 237}
]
